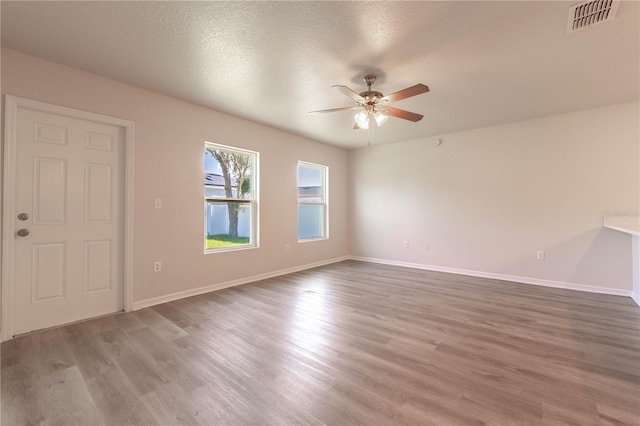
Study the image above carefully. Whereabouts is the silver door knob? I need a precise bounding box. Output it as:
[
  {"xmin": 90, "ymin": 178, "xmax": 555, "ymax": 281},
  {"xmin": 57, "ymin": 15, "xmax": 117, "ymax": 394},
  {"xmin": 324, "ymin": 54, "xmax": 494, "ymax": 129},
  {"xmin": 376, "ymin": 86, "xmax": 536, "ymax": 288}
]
[
  {"xmin": 18, "ymin": 213, "xmax": 29, "ymax": 221},
  {"xmin": 17, "ymin": 229, "xmax": 29, "ymax": 237}
]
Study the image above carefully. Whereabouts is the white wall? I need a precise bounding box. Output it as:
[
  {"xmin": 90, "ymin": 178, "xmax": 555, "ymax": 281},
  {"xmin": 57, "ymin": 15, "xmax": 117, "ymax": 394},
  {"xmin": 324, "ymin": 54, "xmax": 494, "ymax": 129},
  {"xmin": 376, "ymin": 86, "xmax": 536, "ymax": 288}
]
[
  {"xmin": 1, "ymin": 48, "xmax": 350, "ymax": 303},
  {"xmin": 350, "ymin": 102, "xmax": 640, "ymax": 293},
  {"xmin": 3, "ymin": 47, "xmax": 639, "ymax": 307}
]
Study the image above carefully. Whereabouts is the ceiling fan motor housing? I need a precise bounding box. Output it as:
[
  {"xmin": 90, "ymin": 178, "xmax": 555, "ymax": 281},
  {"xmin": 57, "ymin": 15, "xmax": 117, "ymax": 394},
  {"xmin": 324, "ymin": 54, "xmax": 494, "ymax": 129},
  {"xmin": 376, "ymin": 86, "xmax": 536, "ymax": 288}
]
[
  {"xmin": 359, "ymin": 75, "xmax": 387, "ymax": 107},
  {"xmin": 358, "ymin": 91, "xmax": 384, "ymax": 105}
]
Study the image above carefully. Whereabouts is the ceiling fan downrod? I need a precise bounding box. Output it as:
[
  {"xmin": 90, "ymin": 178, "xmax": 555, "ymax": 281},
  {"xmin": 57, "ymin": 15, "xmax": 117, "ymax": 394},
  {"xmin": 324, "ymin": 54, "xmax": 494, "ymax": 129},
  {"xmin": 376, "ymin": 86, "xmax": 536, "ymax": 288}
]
[{"xmin": 359, "ymin": 75, "xmax": 384, "ymax": 106}]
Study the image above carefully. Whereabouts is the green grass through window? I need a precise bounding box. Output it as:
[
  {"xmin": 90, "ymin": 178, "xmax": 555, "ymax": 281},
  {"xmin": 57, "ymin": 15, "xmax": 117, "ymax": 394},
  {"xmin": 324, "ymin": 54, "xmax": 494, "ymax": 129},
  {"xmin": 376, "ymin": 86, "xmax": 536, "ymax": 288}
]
[{"xmin": 206, "ymin": 234, "xmax": 250, "ymax": 249}]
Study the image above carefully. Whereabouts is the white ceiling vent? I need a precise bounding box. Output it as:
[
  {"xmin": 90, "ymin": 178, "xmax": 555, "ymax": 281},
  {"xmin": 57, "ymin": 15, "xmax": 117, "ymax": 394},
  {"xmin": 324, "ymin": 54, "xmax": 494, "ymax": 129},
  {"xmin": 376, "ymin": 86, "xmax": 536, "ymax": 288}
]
[{"xmin": 568, "ymin": 0, "xmax": 620, "ymax": 33}]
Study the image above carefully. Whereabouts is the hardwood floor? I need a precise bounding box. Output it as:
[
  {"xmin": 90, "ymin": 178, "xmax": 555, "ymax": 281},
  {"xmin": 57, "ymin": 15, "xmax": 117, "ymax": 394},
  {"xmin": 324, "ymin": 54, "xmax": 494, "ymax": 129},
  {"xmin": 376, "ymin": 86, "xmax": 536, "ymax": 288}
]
[{"xmin": 2, "ymin": 260, "xmax": 639, "ymax": 425}]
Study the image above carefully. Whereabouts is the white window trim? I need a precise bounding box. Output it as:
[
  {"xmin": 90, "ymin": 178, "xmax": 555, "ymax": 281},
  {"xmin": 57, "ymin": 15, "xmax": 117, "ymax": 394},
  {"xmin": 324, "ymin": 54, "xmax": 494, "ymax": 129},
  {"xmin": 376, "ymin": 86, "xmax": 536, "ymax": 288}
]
[
  {"xmin": 204, "ymin": 142, "xmax": 259, "ymax": 253},
  {"xmin": 297, "ymin": 161, "xmax": 328, "ymax": 242}
]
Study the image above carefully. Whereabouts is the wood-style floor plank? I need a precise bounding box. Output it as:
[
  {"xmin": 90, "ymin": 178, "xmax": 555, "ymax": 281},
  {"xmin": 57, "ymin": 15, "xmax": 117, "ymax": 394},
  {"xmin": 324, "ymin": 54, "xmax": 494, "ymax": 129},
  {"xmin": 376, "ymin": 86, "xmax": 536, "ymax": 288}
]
[
  {"xmin": 37, "ymin": 366, "xmax": 102, "ymax": 426},
  {"xmin": 2, "ymin": 260, "xmax": 639, "ymax": 425}
]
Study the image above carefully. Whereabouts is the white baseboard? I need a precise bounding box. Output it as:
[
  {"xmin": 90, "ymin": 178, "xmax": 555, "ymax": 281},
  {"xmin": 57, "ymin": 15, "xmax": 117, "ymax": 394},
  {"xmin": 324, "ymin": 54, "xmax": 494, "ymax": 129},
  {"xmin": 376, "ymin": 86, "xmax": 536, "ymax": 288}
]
[
  {"xmin": 132, "ymin": 256, "xmax": 350, "ymax": 310},
  {"xmin": 132, "ymin": 254, "xmax": 638, "ymax": 311},
  {"xmin": 349, "ymin": 256, "xmax": 634, "ymax": 298}
]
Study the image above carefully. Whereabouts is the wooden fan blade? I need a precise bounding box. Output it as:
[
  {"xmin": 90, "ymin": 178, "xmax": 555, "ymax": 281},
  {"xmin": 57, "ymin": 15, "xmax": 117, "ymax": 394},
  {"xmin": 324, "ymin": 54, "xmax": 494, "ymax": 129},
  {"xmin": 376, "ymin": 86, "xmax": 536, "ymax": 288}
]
[
  {"xmin": 380, "ymin": 84, "xmax": 429, "ymax": 103},
  {"xmin": 384, "ymin": 106, "xmax": 424, "ymax": 122},
  {"xmin": 308, "ymin": 106, "xmax": 358, "ymax": 114},
  {"xmin": 333, "ymin": 85, "xmax": 365, "ymax": 103}
]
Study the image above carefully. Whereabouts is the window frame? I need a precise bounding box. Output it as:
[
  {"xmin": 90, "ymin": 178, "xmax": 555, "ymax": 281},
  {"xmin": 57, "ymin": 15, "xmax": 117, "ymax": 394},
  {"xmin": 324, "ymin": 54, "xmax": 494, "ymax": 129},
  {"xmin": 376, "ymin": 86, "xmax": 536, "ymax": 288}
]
[
  {"xmin": 297, "ymin": 161, "xmax": 328, "ymax": 242},
  {"xmin": 204, "ymin": 142, "xmax": 259, "ymax": 253}
]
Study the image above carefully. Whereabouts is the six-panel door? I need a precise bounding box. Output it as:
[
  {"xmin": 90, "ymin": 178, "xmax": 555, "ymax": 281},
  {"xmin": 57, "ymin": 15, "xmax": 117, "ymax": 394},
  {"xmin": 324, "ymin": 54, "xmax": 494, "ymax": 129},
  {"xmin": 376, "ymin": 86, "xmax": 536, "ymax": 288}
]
[{"xmin": 13, "ymin": 107, "xmax": 124, "ymax": 335}]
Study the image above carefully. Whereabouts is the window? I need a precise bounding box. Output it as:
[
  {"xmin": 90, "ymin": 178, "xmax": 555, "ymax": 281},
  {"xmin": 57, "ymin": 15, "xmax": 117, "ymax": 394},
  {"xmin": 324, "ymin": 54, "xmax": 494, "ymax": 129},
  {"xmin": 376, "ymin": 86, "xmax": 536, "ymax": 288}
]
[
  {"xmin": 204, "ymin": 143, "xmax": 258, "ymax": 251},
  {"xmin": 297, "ymin": 162, "xmax": 328, "ymax": 241}
]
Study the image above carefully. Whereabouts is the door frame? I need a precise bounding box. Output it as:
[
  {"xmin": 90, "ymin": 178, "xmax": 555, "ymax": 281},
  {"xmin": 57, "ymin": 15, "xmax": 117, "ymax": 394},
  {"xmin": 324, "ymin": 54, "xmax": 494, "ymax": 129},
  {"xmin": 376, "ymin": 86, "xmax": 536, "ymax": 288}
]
[{"xmin": 2, "ymin": 95, "xmax": 135, "ymax": 341}]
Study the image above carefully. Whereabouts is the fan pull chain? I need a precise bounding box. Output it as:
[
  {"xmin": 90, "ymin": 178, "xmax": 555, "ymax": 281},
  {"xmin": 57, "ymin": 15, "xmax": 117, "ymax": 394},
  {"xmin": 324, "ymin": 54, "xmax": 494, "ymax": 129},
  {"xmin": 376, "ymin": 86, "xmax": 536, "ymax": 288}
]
[{"xmin": 368, "ymin": 111, "xmax": 374, "ymax": 147}]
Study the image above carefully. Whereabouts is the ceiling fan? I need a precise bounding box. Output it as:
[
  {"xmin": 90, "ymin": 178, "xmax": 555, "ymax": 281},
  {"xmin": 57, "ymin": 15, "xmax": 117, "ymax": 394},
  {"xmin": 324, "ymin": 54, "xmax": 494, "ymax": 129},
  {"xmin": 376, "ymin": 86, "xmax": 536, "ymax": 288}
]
[{"xmin": 309, "ymin": 75, "xmax": 429, "ymax": 130}]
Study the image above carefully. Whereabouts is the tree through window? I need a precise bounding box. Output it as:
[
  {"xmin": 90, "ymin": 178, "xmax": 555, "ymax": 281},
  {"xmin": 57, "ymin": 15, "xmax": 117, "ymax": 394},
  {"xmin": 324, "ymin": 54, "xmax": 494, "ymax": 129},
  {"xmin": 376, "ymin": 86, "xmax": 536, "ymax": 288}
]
[{"xmin": 204, "ymin": 143, "xmax": 258, "ymax": 251}]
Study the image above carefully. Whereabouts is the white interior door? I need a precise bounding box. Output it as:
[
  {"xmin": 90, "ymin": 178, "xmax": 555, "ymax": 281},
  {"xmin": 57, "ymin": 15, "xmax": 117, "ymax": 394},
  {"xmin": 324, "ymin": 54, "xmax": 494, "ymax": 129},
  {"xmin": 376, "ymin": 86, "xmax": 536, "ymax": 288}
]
[{"xmin": 12, "ymin": 107, "xmax": 124, "ymax": 335}]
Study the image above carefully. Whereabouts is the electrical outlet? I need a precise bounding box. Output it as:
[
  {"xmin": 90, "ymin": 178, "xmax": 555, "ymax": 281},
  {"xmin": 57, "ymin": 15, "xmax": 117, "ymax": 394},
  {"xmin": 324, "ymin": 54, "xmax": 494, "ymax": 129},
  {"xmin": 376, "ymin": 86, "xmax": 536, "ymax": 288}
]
[
  {"xmin": 284, "ymin": 244, "xmax": 290, "ymax": 252},
  {"xmin": 403, "ymin": 241, "xmax": 409, "ymax": 248},
  {"xmin": 537, "ymin": 251, "xmax": 545, "ymax": 260},
  {"xmin": 153, "ymin": 261, "xmax": 162, "ymax": 272},
  {"xmin": 424, "ymin": 242, "xmax": 430, "ymax": 250}
]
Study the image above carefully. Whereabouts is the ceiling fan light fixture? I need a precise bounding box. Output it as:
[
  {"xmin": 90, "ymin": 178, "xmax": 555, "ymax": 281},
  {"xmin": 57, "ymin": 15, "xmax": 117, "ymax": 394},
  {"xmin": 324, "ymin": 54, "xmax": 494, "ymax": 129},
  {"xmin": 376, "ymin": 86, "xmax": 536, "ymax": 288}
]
[
  {"xmin": 354, "ymin": 110, "xmax": 387, "ymax": 129},
  {"xmin": 374, "ymin": 111, "xmax": 388, "ymax": 127},
  {"xmin": 354, "ymin": 111, "xmax": 369, "ymax": 129}
]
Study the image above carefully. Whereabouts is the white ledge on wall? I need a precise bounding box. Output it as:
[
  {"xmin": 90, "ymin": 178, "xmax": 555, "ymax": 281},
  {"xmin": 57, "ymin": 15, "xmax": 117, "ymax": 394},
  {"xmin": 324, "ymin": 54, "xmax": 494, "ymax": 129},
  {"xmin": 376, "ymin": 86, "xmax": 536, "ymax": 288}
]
[{"xmin": 603, "ymin": 216, "xmax": 640, "ymax": 237}]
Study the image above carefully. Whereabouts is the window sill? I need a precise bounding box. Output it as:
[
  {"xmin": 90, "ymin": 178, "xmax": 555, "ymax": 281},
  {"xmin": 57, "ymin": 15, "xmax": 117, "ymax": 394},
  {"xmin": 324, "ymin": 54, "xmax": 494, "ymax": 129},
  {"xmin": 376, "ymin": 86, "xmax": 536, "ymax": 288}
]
[
  {"xmin": 204, "ymin": 244, "xmax": 258, "ymax": 255},
  {"xmin": 298, "ymin": 237, "xmax": 328, "ymax": 244}
]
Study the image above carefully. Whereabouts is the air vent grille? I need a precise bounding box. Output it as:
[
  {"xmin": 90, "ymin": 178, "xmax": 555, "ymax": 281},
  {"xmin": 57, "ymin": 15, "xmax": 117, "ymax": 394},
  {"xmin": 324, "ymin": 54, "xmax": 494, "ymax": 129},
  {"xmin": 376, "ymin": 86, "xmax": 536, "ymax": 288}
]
[{"xmin": 568, "ymin": 0, "xmax": 619, "ymax": 33}]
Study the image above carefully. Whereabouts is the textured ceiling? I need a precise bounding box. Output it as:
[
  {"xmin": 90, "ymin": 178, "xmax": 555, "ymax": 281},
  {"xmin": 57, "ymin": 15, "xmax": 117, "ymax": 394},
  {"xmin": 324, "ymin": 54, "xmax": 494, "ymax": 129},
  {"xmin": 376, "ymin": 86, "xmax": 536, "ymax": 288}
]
[{"xmin": 2, "ymin": 1, "xmax": 639, "ymax": 149}]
